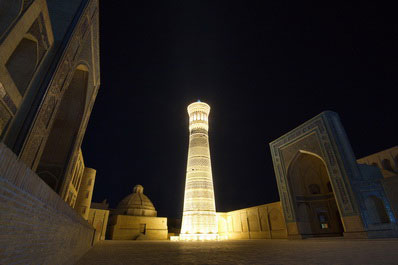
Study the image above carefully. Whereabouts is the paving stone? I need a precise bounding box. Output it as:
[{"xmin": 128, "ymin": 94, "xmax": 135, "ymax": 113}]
[{"xmin": 75, "ymin": 238, "xmax": 398, "ymax": 265}]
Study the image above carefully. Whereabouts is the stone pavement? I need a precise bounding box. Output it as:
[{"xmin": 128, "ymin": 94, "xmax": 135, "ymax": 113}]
[{"xmin": 75, "ymin": 238, "xmax": 398, "ymax": 265}]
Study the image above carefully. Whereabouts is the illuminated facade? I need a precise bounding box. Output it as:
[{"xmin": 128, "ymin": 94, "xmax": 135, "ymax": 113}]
[
  {"xmin": 179, "ymin": 101, "xmax": 219, "ymax": 240},
  {"xmin": 270, "ymin": 112, "xmax": 398, "ymax": 239},
  {"xmin": 0, "ymin": 0, "xmax": 101, "ymax": 263}
]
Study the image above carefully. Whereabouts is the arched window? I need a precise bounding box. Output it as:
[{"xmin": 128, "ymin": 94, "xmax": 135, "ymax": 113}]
[
  {"xmin": 365, "ymin": 196, "xmax": 390, "ymax": 225},
  {"xmin": 381, "ymin": 159, "xmax": 393, "ymax": 171},
  {"xmin": 6, "ymin": 37, "xmax": 38, "ymax": 95},
  {"xmin": 308, "ymin": 184, "xmax": 321, "ymax": 195}
]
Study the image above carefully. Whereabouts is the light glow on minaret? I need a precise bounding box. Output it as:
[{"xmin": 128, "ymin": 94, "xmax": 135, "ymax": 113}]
[{"xmin": 178, "ymin": 101, "xmax": 220, "ymax": 241}]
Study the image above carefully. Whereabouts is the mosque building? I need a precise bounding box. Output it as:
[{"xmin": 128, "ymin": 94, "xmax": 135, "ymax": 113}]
[
  {"xmin": 214, "ymin": 112, "xmax": 398, "ymax": 240},
  {"xmin": 91, "ymin": 105, "xmax": 398, "ymax": 242},
  {"xmin": 269, "ymin": 112, "xmax": 398, "ymax": 239},
  {"xmin": 107, "ymin": 185, "xmax": 168, "ymax": 240},
  {"xmin": 172, "ymin": 104, "xmax": 398, "ymax": 241},
  {"xmin": 0, "ymin": 0, "xmax": 102, "ymax": 263}
]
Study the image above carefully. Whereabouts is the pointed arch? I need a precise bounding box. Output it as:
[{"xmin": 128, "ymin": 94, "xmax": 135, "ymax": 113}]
[
  {"xmin": 36, "ymin": 65, "xmax": 89, "ymax": 192},
  {"xmin": 286, "ymin": 150, "xmax": 344, "ymax": 237}
]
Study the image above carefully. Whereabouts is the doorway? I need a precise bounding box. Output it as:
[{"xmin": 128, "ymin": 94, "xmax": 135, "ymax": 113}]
[{"xmin": 288, "ymin": 151, "xmax": 344, "ymax": 237}]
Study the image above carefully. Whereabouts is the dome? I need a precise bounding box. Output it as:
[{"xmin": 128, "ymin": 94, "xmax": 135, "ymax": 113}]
[{"xmin": 115, "ymin": 185, "xmax": 157, "ymax": 217}]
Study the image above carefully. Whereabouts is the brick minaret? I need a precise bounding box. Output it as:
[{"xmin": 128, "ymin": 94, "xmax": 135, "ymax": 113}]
[{"xmin": 180, "ymin": 100, "xmax": 218, "ymax": 240}]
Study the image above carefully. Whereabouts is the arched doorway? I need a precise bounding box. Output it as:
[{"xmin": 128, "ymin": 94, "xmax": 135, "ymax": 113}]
[
  {"xmin": 36, "ymin": 65, "xmax": 88, "ymax": 191},
  {"xmin": 287, "ymin": 151, "xmax": 344, "ymax": 237}
]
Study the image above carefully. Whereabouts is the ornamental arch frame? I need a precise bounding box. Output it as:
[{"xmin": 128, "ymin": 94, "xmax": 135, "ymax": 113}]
[
  {"xmin": 269, "ymin": 111, "xmax": 365, "ymax": 238},
  {"xmin": 14, "ymin": 1, "xmax": 101, "ymax": 200}
]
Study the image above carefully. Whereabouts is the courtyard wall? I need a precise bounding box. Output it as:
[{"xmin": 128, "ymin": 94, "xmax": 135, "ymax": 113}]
[
  {"xmin": 218, "ymin": 201, "xmax": 288, "ymax": 239},
  {"xmin": 0, "ymin": 143, "xmax": 94, "ymax": 265}
]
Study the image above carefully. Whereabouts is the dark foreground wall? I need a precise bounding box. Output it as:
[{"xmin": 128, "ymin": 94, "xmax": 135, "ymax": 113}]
[{"xmin": 0, "ymin": 143, "xmax": 94, "ymax": 265}]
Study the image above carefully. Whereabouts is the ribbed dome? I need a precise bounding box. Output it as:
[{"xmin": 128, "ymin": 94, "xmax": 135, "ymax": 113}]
[{"xmin": 115, "ymin": 185, "xmax": 157, "ymax": 217}]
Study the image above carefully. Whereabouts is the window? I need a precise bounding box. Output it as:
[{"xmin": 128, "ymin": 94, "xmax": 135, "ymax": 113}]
[
  {"xmin": 317, "ymin": 212, "xmax": 329, "ymax": 229},
  {"xmin": 308, "ymin": 184, "xmax": 321, "ymax": 195}
]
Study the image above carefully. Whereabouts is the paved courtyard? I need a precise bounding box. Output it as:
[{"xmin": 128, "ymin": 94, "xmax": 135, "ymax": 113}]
[{"xmin": 76, "ymin": 238, "xmax": 398, "ymax": 265}]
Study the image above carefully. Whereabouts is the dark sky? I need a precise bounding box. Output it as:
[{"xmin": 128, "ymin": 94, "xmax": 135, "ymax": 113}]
[{"xmin": 82, "ymin": 1, "xmax": 396, "ymax": 218}]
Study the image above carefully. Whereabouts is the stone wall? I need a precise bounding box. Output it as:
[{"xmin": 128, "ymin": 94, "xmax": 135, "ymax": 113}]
[
  {"xmin": 357, "ymin": 146, "xmax": 398, "ymax": 174},
  {"xmin": 88, "ymin": 208, "xmax": 109, "ymax": 242},
  {"xmin": 108, "ymin": 215, "xmax": 168, "ymax": 240},
  {"xmin": 218, "ymin": 202, "xmax": 288, "ymax": 240},
  {"xmin": 75, "ymin": 168, "xmax": 96, "ymax": 220},
  {"xmin": 0, "ymin": 143, "xmax": 94, "ymax": 265}
]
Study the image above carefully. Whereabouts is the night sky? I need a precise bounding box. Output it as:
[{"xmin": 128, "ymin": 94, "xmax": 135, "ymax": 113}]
[{"xmin": 81, "ymin": 1, "xmax": 396, "ymax": 218}]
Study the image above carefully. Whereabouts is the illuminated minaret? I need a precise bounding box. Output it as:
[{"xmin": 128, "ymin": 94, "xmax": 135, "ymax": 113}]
[{"xmin": 180, "ymin": 100, "xmax": 218, "ymax": 241}]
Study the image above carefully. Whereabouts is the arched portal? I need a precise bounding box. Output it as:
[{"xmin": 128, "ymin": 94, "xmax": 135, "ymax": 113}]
[
  {"xmin": 36, "ymin": 65, "xmax": 88, "ymax": 191},
  {"xmin": 6, "ymin": 36, "xmax": 38, "ymax": 95},
  {"xmin": 287, "ymin": 151, "xmax": 344, "ymax": 237}
]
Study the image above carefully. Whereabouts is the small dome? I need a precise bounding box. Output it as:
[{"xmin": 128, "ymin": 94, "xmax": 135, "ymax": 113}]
[{"xmin": 115, "ymin": 185, "xmax": 157, "ymax": 217}]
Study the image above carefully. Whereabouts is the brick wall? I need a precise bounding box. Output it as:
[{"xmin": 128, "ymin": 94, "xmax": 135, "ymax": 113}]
[
  {"xmin": 0, "ymin": 143, "xmax": 94, "ymax": 265},
  {"xmin": 217, "ymin": 202, "xmax": 288, "ymax": 240}
]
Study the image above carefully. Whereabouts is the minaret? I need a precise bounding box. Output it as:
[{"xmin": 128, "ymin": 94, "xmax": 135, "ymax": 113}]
[{"xmin": 180, "ymin": 100, "xmax": 218, "ymax": 240}]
